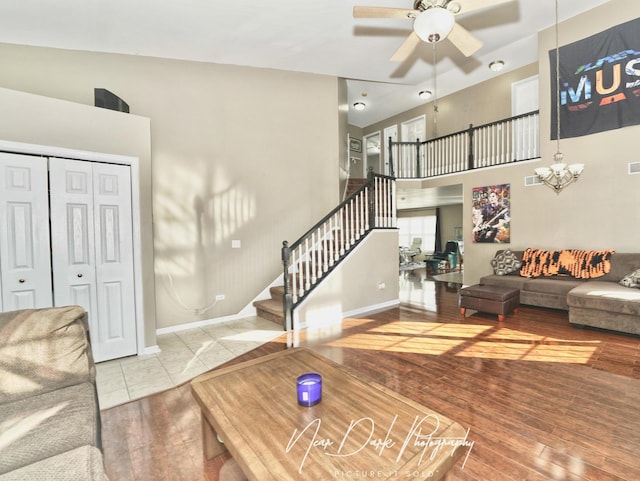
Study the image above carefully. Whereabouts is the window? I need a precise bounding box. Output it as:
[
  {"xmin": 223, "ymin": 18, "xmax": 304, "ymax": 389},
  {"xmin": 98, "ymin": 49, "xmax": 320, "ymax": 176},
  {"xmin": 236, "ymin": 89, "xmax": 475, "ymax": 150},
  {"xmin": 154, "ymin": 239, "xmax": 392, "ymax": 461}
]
[{"xmin": 397, "ymin": 214, "xmax": 437, "ymax": 253}]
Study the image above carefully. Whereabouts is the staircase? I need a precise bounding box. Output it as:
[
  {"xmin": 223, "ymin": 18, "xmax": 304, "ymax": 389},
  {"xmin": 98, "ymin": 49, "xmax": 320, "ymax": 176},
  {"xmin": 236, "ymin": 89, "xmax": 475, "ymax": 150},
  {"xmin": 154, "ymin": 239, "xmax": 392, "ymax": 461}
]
[
  {"xmin": 253, "ymin": 174, "xmax": 395, "ymax": 328},
  {"xmin": 344, "ymin": 177, "xmax": 367, "ymax": 198},
  {"xmin": 253, "ymin": 285, "xmax": 286, "ymax": 324}
]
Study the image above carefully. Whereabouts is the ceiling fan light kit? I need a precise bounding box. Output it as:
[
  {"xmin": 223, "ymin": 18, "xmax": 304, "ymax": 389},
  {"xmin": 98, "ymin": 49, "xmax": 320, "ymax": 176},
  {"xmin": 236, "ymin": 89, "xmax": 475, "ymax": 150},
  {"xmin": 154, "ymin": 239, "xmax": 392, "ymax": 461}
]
[
  {"xmin": 413, "ymin": 8, "xmax": 455, "ymax": 43},
  {"xmin": 354, "ymin": 0, "xmax": 513, "ymax": 61}
]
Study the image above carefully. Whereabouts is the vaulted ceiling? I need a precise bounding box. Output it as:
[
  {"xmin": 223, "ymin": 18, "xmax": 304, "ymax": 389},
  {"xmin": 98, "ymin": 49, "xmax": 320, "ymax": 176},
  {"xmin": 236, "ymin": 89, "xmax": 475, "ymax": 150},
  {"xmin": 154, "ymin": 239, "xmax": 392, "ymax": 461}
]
[{"xmin": 0, "ymin": 0, "xmax": 609, "ymax": 127}]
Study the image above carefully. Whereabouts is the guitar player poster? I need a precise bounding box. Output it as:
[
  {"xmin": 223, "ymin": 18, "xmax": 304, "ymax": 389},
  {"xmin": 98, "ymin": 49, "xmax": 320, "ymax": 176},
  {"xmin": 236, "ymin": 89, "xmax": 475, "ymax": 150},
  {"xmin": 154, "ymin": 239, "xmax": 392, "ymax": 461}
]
[{"xmin": 472, "ymin": 184, "xmax": 511, "ymax": 243}]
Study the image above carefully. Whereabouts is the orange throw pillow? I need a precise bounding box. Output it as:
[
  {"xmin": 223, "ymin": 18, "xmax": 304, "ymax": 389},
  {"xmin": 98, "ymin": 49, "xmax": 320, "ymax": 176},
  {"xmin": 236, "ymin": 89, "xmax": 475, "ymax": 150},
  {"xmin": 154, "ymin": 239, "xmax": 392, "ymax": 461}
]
[{"xmin": 520, "ymin": 248, "xmax": 614, "ymax": 279}]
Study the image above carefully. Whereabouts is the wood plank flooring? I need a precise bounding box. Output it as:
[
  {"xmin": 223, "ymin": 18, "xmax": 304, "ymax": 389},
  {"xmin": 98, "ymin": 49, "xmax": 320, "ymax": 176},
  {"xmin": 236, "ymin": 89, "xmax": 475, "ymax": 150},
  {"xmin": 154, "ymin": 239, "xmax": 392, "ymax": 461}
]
[{"xmin": 101, "ymin": 278, "xmax": 640, "ymax": 481}]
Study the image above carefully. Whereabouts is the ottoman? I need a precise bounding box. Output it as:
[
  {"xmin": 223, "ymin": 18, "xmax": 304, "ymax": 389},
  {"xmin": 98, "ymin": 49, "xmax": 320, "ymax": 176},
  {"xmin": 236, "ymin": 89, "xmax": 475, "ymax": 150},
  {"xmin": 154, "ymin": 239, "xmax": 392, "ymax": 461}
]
[{"xmin": 459, "ymin": 284, "xmax": 520, "ymax": 322}]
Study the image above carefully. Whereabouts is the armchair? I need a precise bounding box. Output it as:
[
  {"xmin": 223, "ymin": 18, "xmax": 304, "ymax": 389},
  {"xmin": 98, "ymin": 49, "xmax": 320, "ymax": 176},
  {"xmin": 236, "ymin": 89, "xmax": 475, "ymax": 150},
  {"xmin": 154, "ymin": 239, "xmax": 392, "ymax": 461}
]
[{"xmin": 425, "ymin": 241, "xmax": 459, "ymax": 274}]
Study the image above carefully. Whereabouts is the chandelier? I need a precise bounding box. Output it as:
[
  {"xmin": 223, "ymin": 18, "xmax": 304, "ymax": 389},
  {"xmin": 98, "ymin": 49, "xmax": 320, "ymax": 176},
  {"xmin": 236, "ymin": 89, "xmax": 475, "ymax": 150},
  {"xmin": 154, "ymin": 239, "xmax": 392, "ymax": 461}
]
[{"xmin": 535, "ymin": 0, "xmax": 584, "ymax": 194}]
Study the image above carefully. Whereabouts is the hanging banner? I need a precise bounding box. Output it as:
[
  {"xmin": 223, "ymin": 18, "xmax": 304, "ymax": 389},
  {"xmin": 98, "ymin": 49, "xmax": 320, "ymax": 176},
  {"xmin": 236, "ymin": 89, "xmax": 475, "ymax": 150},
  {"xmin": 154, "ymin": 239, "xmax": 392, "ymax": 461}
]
[{"xmin": 550, "ymin": 17, "xmax": 640, "ymax": 139}]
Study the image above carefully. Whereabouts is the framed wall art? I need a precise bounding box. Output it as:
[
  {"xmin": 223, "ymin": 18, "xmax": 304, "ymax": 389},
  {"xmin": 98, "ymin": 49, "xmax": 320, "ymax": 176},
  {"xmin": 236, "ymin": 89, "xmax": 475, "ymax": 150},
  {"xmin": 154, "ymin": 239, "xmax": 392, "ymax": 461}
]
[{"xmin": 472, "ymin": 184, "xmax": 511, "ymax": 243}]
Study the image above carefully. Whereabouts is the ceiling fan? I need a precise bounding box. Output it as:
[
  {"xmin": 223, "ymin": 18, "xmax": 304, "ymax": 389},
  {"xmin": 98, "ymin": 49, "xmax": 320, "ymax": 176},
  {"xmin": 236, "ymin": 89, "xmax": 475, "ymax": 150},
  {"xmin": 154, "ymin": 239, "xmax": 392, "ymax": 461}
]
[{"xmin": 354, "ymin": 0, "xmax": 512, "ymax": 61}]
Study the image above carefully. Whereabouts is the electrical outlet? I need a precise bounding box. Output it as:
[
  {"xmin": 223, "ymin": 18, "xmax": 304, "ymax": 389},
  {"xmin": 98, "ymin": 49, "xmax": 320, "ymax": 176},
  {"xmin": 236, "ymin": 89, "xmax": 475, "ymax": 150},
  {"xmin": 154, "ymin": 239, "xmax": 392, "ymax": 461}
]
[{"xmin": 215, "ymin": 294, "xmax": 225, "ymax": 301}]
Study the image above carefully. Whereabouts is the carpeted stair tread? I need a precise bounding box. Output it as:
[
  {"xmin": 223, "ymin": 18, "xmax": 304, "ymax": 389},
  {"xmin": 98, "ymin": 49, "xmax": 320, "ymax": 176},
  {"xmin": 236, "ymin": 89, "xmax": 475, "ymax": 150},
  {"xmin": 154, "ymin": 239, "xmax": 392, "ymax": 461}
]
[{"xmin": 253, "ymin": 298, "xmax": 284, "ymax": 323}]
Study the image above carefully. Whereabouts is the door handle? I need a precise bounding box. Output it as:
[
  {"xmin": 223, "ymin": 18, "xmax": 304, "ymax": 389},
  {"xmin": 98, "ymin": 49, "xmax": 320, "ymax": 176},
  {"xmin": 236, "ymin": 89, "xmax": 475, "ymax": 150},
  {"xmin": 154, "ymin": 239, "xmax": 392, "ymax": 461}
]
[
  {"xmin": 18, "ymin": 278, "xmax": 25, "ymax": 283},
  {"xmin": 77, "ymin": 273, "xmax": 83, "ymax": 278}
]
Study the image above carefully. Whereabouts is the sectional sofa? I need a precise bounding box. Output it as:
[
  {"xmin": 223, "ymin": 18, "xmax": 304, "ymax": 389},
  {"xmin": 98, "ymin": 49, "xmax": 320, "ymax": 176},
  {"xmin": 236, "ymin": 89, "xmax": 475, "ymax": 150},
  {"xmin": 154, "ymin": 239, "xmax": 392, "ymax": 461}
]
[
  {"xmin": 479, "ymin": 249, "xmax": 640, "ymax": 336},
  {"xmin": 0, "ymin": 306, "xmax": 108, "ymax": 481}
]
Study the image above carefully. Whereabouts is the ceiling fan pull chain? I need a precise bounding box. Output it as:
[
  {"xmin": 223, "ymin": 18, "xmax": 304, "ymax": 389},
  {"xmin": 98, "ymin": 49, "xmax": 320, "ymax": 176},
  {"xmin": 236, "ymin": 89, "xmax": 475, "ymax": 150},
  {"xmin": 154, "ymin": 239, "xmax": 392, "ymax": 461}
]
[{"xmin": 433, "ymin": 42, "xmax": 438, "ymax": 139}]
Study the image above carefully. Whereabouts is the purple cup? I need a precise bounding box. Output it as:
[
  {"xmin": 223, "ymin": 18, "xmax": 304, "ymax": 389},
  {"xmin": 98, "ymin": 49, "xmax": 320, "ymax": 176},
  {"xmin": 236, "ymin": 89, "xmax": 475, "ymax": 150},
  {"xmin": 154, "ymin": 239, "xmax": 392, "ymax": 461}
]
[{"xmin": 296, "ymin": 372, "xmax": 322, "ymax": 407}]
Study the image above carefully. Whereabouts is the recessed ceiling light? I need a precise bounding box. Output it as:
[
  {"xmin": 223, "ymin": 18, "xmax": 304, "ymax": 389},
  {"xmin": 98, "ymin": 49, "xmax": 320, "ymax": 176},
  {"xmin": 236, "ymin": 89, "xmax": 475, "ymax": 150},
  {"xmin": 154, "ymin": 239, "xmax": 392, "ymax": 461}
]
[
  {"xmin": 353, "ymin": 102, "xmax": 366, "ymax": 111},
  {"xmin": 489, "ymin": 60, "xmax": 505, "ymax": 72},
  {"xmin": 418, "ymin": 90, "xmax": 433, "ymax": 100}
]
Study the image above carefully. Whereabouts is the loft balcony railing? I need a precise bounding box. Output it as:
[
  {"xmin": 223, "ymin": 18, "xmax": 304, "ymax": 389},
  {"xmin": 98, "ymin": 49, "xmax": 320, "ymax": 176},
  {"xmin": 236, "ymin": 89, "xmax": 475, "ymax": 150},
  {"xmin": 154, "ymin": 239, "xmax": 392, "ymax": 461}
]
[
  {"xmin": 281, "ymin": 171, "xmax": 395, "ymax": 330},
  {"xmin": 388, "ymin": 110, "xmax": 540, "ymax": 179}
]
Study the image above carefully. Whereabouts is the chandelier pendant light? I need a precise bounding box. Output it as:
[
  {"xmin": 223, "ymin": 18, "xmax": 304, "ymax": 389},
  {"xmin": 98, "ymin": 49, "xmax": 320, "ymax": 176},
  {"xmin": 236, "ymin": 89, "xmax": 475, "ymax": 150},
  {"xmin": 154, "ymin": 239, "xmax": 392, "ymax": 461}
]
[{"xmin": 535, "ymin": 0, "xmax": 584, "ymax": 194}]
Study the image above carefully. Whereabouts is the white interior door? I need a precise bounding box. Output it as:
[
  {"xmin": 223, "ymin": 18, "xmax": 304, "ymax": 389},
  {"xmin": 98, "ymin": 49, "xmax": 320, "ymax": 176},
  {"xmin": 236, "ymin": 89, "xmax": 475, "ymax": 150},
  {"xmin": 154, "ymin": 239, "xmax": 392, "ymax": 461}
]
[
  {"xmin": 0, "ymin": 153, "xmax": 53, "ymax": 310},
  {"xmin": 383, "ymin": 125, "xmax": 398, "ymax": 176},
  {"xmin": 512, "ymin": 75, "xmax": 540, "ymax": 159},
  {"xmin": 50, "ymin": 158, "xmax": 137, "ymax": 362},
  {"xmin": 363, "ymin": 131, "xmax": 381, "ymax": 174},
  {"xmin": 401, "ymin": 116, "xmax": 426, "ymax": 177}
]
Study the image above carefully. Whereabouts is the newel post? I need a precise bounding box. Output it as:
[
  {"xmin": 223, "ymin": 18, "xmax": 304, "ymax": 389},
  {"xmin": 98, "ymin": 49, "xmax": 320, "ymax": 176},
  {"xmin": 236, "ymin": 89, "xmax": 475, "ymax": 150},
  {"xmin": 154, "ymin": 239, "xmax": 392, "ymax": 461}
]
[{"xmin": 281, "ymin": 241, "xmax": 293, "ymax": 331}]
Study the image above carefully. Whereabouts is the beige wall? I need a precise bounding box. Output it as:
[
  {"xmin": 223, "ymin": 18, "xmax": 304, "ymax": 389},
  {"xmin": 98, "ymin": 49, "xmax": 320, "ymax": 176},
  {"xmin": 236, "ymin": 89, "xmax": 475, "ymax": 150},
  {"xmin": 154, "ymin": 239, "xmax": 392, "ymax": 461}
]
[
  {"xmin": 294, "ymin": 230, "xmax": 399, "ymax": 328},
  {"xmin": 0, "ymin": 44, "xmax": 342, "ymax": 332}
]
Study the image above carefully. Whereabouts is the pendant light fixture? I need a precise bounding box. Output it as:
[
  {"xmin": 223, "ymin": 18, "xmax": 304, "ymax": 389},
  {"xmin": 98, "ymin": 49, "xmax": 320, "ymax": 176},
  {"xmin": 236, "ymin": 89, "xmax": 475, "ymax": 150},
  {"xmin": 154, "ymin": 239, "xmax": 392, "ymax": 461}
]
[{"xmin": 534, "ymin": 0, "xmax": 584, "ymax": 193}]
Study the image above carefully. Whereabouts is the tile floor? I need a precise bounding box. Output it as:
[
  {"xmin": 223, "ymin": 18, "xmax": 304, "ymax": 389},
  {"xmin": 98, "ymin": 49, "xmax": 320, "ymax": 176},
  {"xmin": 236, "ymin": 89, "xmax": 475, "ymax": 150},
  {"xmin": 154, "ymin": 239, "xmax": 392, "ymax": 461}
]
[{"xmin": 95, "ymin": 316, "xmax": 283, "ymax": 410}]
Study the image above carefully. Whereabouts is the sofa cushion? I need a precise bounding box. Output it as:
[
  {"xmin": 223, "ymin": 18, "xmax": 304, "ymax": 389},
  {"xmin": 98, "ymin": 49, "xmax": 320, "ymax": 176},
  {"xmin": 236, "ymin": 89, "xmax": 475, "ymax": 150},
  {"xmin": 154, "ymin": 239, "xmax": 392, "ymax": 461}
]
[
  {"xmin": 0, "ymin": 306, "xmax": 95, "ymax": 405},
  {"xmin": 599, "ymin": 253, "xmax": 640, "ymax": 282},
  {"xmin": 480, "ymin": 274, "xmax": 528, "ymax": 291},
  {"xmin": 490, "ymin": 249, "xmax": 522, "ymax": 275},
  {"xmin": 520, "ymin": 248, "xmax": 614, "ymax": 279},
  {"xmin": 524, "ymin": 278, "xmax": 584, "ymax": 296},
  {"xmin": 0, "ymin": 445, "xmax": 108, "ymax": 481},
  {"xmin": 619, "ymin": 269, "xmax": 640, "ymax": 288},
  {"xmin": 0, "ymin": 382, "xmax": 100, "ymax": 474},
  {"xmin": 567, "ymin": 281, "xmax": 640, "ymax": 316}
]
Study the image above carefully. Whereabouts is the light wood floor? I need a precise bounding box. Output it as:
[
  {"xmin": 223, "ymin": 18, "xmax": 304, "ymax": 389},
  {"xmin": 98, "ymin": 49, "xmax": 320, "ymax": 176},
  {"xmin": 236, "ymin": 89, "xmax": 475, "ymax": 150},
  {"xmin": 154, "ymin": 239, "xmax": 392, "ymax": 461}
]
[{"xmin": 101, "ymin": 277, "xmax": 640, "ymax": 481}]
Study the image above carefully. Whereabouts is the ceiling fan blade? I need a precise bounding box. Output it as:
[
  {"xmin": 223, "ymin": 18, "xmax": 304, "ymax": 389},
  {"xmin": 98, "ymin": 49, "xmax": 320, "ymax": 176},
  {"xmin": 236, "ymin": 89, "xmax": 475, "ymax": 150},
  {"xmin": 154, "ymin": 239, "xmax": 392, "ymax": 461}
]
[
  {"xmin": 390, "ymin": 32, "xmax": 421, "ymax": 62},
  {"xmin": 353, "ymin": 6, "xmax": 418, "ymax": 19},
  {"xmin": 448, "ymin": 22, "xmax": 483, "ymax": 57},
  {"xmin": 457, "ymin": 0, "xmax": 513, "ymax": 15}
]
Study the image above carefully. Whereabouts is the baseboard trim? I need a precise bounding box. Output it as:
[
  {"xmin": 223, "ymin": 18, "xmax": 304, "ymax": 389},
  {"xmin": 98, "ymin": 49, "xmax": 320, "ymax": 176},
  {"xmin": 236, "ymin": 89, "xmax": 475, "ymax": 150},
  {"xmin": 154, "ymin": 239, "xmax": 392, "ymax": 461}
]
[
  {"xmin": 294, "ymin": 299, "xmax": 400, "ymax": 330},
  {"xmin": 342, "ymin": 300, "xmax": 401, "ymax": 318},
  {"xmin": 141, "ymin": 345, "xmax": 161, "ymax": 356},
  {"xmin": 155, "ymin": 312, "xmax": 257, "ymax": 336},
  {"xmin": 155, "ymin": 300, "xmax": 401, "ymax": 337}
]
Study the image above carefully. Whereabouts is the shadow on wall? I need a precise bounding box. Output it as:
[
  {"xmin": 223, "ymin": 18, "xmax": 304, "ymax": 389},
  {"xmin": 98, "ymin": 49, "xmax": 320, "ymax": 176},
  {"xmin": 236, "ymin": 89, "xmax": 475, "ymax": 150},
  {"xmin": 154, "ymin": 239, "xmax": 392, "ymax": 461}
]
[{"xmin": 154, "ymin": 157, "xmax": 257, "ymax": 318}]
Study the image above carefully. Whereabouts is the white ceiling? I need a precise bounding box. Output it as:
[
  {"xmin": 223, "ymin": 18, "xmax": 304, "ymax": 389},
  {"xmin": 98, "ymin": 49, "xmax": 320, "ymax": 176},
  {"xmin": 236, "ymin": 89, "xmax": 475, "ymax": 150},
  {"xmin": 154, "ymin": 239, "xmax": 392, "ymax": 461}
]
[{"xmin": 0, "ymin": 0, "xmax": 609, "ymax": 128}]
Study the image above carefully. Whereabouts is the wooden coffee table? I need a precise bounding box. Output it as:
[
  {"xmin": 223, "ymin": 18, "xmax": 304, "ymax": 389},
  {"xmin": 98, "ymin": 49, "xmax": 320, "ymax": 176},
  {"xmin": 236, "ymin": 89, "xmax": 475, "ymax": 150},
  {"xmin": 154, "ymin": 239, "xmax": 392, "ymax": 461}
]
[{"xmin": 191, "ymin": 348, "xmax": 471, "ymax": 480}]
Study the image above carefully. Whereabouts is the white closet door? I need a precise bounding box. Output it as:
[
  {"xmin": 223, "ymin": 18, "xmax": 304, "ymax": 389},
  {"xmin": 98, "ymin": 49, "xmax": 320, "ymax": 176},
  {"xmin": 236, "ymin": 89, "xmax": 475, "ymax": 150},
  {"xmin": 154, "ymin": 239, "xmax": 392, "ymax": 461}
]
[
  {"xmin": 50, "ymin": 158, "xmax": 137, "ymax": 362},
  {"xmin": 0, "ymin": 153, "xmax": 53, "ymax": 310},
  {"xmin": 92, "ymin": 162, "xmax": 137, "ymax": 361}
]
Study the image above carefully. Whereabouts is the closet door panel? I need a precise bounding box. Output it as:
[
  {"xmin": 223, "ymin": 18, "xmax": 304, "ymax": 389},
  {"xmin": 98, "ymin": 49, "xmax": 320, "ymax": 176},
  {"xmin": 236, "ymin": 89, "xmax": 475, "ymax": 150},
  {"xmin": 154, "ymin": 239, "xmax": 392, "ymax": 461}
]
[
  {"xmin": 93, "ymin": 163, "xmax": 137, "ymax": 361},
  {"xmin": 0, "ymin": 153, "xmax": 53, "ymax": 310},
  {"xmin": 49, "ymin": 158, "xmax": 99, "ymax": 345}
]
